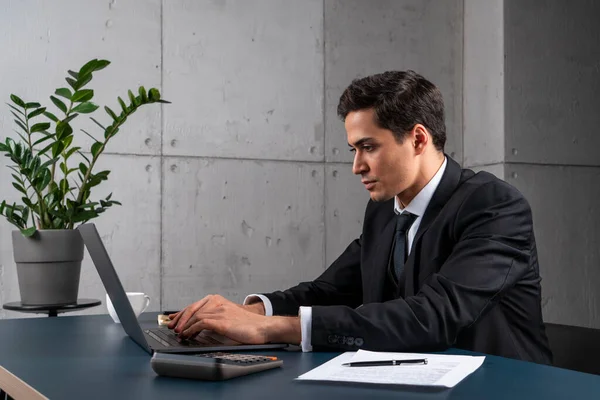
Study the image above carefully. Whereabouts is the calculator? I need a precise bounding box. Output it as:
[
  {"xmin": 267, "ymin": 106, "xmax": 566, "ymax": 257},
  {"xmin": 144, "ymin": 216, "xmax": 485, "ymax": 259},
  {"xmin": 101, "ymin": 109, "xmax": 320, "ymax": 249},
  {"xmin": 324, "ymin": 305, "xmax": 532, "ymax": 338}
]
[{"xmin": 151, "ymin": 352, "xmax": 283, "ymax": 381}]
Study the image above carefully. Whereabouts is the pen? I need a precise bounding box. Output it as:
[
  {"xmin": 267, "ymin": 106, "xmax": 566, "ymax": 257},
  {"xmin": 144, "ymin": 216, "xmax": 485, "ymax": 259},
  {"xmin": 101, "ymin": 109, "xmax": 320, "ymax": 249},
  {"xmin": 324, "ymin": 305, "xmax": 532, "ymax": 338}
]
[{"xmin": 342, "ymin": 358, "xmax": 428, "ymax": 367}]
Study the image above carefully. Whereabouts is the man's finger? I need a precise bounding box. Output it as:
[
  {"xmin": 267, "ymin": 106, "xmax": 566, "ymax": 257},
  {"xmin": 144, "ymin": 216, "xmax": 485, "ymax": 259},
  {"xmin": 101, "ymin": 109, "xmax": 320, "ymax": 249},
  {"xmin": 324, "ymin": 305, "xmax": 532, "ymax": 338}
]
[
  {"xmin": 179, "ymin": 310, "xmax": 221, "ymax": 334},
  {"xmin": 181, "ymin": 317, "xmax": 230, "ymax": 339},
  {"xmin": 174, "ymin": 296, "xmax": 212, "ymax": 332},
  {"xmin": 167, "ymin": 310, "xmax": 184, "ymax": 329}
]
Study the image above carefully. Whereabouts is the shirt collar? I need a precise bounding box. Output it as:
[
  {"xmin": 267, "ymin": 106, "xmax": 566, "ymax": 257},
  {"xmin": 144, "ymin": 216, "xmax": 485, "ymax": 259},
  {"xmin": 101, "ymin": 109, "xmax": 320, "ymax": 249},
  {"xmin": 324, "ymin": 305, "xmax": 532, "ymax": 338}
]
[{"xmin": 394, "ymin": 157, "xmax": 447, "ymax": 217}]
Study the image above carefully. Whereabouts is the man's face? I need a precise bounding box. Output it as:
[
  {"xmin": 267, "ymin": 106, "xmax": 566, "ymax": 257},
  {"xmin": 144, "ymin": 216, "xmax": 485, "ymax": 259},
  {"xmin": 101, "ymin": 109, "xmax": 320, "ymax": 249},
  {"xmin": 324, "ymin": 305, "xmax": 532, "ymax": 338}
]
[{"xmin": 346, "ymin": 109, "xmax": 419, "ymax": 202}]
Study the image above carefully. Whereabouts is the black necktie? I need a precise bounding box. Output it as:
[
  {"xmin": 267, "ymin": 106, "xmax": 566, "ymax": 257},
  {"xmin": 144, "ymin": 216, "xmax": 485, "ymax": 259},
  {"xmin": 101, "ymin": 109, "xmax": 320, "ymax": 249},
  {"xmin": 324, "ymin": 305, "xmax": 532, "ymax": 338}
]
[{"xmin": 392, "ymin": 212, "xmax": 417, "ymax": 281}]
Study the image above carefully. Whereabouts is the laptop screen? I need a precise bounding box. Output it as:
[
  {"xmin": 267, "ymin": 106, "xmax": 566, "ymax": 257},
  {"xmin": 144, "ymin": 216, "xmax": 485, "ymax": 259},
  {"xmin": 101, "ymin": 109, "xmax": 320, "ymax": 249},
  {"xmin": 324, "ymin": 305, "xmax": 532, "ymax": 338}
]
[{"xmin": 78, "ymin": 223, "xmax": 152, "ymax": 354}]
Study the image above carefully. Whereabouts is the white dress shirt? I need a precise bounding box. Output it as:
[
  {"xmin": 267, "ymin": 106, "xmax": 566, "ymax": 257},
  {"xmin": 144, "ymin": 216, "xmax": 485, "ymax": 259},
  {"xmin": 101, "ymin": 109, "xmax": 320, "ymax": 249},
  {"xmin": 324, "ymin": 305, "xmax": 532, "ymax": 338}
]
[{"xmin": 245, "ymin": 157, "xmax": 448, "ymax": 351}]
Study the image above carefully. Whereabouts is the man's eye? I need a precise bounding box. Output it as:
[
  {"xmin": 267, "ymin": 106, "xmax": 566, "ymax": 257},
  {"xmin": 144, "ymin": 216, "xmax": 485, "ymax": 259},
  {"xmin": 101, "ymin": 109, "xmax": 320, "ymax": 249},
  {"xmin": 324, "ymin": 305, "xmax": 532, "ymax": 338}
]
[
  {"xmin": 363, "ymin": 146, "xmax": 374, "ymax": 152},
  {"xmin": 348, "ymin": 148, "xmax": 356, "ymax": 153}
]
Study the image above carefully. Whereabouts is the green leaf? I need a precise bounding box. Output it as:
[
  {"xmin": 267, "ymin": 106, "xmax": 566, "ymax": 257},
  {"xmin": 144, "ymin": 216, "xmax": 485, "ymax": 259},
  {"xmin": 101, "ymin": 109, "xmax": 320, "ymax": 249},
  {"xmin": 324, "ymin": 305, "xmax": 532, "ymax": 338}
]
[
  {"xmin": 43, "ymin": 111, "xmax": 59, "ymax": 122},
  {"xmin": 79, "ymin": 162, "xmax": 88, "ymax": 175},
  {"xmin": 76, "ymin": 73, "xmax": 93, "ymax": 90},
  {"xmin": 32, "ymin": 134, "xmax": 54, "ymax": 147},
  {"xmin": 21, "ymin": 197, "xmax": 35, "ymax": 210},
  {"xmin": 104, "ymin": 106, "xmax": 118, "ymax": 121},
  {"xmin": 157, "ymin": 99, "xmax": 171, "ymax": 104},
  {"xmin": 12, "ymin": 182, "xmax": 26, "ymax": 194},
  {"xmin": 14, "ymin": 120, "xmax": 28, "ymax": 133},
  {"xmin": 138, "ymin": 86, "xmax": 148, "ymax": 102},
  {"xmin": 71, "ymin": 89, "xmax": 93, "ymax": 103},
  {"xmin": 25, "ymin": 102, "xmax": 41, "ymax": 109},
  {"xmin": 78, "ymin": 59, "xmax": 98, "ymax": 78},
  {"xmin": 148, "ymin": 88, "xmax": 161, "ymax": 101},
  {"xmin": 31, "ymin": 122, "xmax": 51, "ymax": 133},
  {"xmin": 10, "ymin": 94, "xmax": 26, "ymax": 107},
  {"xmin": 55, "ymin": 88, "xmax": 73, "ymax": 100},
  {"xmin": 71, "ymin": 102, "xmax": 99, "ymax": 114},
  {"xmin": 88, "ymin": 175, "xmax": 103, "ymax": 188},
  {"xmin": 56, "ymin": 121, "xmax": 73, "ymax": 140},
  {"xmin": 20, "ymin": 227, "xmax": 36, "ymax": 237},
  {"xmin": 66, "ymin": 77, "xmax": 77, "ymax": 89},
  {"xmin": 13, "ymin": 130, "xmax": 28, "ymax": 143},
  {"xmin": 63, "ymin": 113, "xmax": 79, "ymax": 125},
  {"xmin": 39, "ymin": 140, "xmax": 56, "ymax": 156},
  {"xmin": 77, "ymin": 151, "xmax": 90, "ymax": 164},
  {"xmin": 7, "ymin": 103, "xmax": 24, "ymax": 115},
  {"xmin": 128, "ymin": 90, "xmax": 138, "ymax": 106},
  {"xmin": 27, "ymin": 107, "xmax": 47, "ymax": 119},
  {"xmin": 80, "ymin": 129, "xmax": 99, "ymax": 143},
  {"xmin": 94, "ymin": 59, "xmax": 110, "ymax": 71},
  {"xmin": 95, "ymin": 170, "xmax": 110, "ymax": 179},
  {"xmin": 40, "ymin": 170, "xmax": 52, "ymax": 191},
  {"xmin": 11, "ymin": 110, "xmax": 25, "ymax": 124},
  {"xmin": 91, "ymin": 142, "xmax": 103, "ymax": 158},
  {"xmin": 51, "ymin": 141, "xmax": 66, "ymax": 159},
  {"xmin": 72, "ymin": 210, "xmax": 98, "ymax": 223},
  {"xmin": 50, "ymin": 96, "xmax": 67, "ymax": 113},
  {"xmin": 65, "ymin": 146, "xmax": 81, "ymax": 159},
  {"xmin": 118, "ymin": 96, "xmax": 127, "ymax": 113},
  {"xmin": 104, "ymin": 125, "xmax": 119, "ymax": 139},
  {"xmin": 67, "ymin": 70, "xmax": 79, "ymax": 79},
  {"xmin": 63, "ymin": 134, "xmax": 74, "ymax": 149},
  {"xmin": 0, "ymin": 142, "xmax": 8, "ymax": 152},
  {"xmin": 11, "ymin": 173, "xmax": 23, "ymax": 184},
  {"xmin": 89, "ymin": 117, "xmax": 106, "ymax": 130},
  {"xmin": 21, "ymin": 207, "xmax": 29, "ymax": 225}
]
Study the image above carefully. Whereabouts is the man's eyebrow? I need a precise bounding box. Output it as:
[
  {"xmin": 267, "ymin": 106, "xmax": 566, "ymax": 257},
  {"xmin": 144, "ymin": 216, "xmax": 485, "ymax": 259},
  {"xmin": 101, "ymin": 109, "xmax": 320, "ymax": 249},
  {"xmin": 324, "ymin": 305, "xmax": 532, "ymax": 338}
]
[{"xmin": 348, "ymin": 137, "xmax": 375, "ymax": 148}]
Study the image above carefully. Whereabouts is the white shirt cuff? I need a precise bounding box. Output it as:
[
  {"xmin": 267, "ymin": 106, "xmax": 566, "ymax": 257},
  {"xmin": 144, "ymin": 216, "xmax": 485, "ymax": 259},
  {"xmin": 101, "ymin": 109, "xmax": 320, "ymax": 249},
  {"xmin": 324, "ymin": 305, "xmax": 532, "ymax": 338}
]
[
  {"xmin": 299, "ymin": 306, "xmax": 313, "ymax": 352},
  {"xmin": 243, "ymin": 294, "xmax": 273, "ymax": 316}
]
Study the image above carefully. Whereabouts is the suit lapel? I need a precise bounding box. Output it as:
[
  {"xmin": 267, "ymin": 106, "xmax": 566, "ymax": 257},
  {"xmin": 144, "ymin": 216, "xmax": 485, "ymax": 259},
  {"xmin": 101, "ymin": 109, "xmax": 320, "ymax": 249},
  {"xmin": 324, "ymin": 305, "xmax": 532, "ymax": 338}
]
[
  {"xmin": 402, "ymin": 156, "xmax": 463, "ymax": 296},
  {"xmin": 412, "ymin": 156, "xmax": 463, "ymax": 247},
  {"xmin": 364, "ymin": 202, "xmax": 396, "ymax": 303}
]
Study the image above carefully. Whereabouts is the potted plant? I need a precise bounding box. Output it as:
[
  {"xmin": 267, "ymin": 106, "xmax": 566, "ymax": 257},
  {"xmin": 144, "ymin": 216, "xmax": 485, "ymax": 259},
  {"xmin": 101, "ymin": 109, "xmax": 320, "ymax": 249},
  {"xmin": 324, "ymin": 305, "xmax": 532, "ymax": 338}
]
[{"xmin": 0, "ymin": 59, "xmax": 168, "ymax": 306}]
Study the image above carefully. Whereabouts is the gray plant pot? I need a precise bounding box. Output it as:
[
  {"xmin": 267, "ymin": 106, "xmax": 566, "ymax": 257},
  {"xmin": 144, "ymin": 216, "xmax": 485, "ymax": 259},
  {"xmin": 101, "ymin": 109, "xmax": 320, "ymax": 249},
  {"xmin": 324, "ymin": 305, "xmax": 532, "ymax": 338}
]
[{"xmin": 12, "ymin": 229, "xmax": 84, "ymax": 306}]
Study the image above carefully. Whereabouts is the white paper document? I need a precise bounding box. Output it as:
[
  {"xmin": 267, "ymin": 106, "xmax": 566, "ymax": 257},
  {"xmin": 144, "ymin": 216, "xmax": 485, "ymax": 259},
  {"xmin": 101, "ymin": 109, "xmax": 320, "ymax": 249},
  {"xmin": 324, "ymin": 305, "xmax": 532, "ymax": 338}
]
[{"xmin": 296, "ymin": 350, "xmax": 485, "ymax": 388}]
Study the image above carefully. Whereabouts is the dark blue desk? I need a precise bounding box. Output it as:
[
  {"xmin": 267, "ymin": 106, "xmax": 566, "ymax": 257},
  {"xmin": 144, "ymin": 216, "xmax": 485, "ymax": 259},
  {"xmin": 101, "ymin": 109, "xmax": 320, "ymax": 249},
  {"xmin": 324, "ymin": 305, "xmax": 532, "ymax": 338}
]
[{"xmin": 0, "ymin": 313, "xmax": 599, "ymax": 399}]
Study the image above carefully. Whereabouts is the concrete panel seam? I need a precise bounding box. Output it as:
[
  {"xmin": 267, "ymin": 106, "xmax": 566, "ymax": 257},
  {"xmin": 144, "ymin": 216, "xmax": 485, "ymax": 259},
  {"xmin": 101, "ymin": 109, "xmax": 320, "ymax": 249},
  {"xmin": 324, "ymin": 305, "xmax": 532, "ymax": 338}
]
[
  {"xmin": 160, "ymin": 154, "xmax": 335, "ymax": 165},
  {"xmin": 464, "ymin": 161, "xmax": 505, "ymax": 168},
  {"xmin": 461, "ymin": 0, "xmax": 465, "ymax": 167},
  {"xmin": 506, "ymin": 161, "xmax": 600, "ymax": 169},
  {"xmin": 322, "ymin": 0, "xmax": 327, "ymax": 271},
  {"xmin": 159, "ymin": 0, "xmax": 165, "ymax": 312}
]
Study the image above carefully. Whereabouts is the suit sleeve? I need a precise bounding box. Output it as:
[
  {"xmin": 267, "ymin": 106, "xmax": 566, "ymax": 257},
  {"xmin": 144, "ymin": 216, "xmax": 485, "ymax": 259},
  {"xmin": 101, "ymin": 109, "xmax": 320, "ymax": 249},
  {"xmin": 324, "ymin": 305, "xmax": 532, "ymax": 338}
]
[
  {"xmin": 310, "ymin": 181, "xmax": 535, "ymax": 351},
  {"xmin": 261, "ymin": 236, "xmax": 364, "ymax": 316}
]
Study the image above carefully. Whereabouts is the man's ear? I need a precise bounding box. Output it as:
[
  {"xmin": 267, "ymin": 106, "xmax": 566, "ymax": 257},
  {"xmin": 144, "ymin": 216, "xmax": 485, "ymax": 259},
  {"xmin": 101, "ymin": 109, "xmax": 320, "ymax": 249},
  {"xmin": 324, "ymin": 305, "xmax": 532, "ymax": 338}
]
[{"xmin": 412, "ymin": 124, "xmax": 429, "ymax": 155}]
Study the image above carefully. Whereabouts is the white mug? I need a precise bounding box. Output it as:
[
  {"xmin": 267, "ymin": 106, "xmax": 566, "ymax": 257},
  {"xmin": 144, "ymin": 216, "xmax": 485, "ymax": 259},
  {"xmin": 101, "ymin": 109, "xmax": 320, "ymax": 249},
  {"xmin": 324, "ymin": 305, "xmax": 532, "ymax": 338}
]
[{"xmin": 106, "ymin": 292, "xmax": 151, "ymax": 323}]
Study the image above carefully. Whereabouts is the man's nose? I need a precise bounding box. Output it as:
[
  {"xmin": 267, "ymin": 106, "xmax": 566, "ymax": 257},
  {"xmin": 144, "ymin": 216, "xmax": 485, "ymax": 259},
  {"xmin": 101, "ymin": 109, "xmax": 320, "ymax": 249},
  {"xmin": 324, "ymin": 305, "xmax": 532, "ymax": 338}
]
[{"xmin": 352, "ymin": 153, "xmax": 367, "ymax": 175}]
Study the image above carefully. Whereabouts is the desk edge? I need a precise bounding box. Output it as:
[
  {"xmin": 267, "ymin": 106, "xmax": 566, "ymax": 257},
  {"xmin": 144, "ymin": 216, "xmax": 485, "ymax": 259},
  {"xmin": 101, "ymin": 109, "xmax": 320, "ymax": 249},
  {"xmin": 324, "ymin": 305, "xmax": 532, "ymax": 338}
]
[{"xmin": 0, "ymin": 365, "xmax": 48, "ymax": 400}]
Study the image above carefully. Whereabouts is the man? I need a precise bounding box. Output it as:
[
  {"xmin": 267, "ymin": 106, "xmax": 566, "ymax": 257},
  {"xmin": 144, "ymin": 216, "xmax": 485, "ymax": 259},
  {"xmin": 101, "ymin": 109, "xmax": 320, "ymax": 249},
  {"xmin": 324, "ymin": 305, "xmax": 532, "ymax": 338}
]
[{"xmin": 169, "ymin": 70, "xmax": 552, "ymax": 364}]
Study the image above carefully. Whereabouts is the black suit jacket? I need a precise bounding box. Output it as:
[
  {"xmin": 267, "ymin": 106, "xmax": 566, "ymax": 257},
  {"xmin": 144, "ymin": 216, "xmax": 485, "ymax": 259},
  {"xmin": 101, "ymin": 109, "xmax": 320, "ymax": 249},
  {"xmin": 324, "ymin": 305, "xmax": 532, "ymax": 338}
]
[{"xmin": 264, "ymin": 156, "xmax": 552, "ymax": 364}]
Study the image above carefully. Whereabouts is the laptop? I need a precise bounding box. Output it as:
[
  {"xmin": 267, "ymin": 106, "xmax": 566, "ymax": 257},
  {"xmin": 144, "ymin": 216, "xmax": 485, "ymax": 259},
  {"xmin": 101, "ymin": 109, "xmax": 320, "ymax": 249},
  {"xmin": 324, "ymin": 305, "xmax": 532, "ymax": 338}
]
[{"xmin": 78, "ymin": 223, "xmax": 288, "ymax": 354}]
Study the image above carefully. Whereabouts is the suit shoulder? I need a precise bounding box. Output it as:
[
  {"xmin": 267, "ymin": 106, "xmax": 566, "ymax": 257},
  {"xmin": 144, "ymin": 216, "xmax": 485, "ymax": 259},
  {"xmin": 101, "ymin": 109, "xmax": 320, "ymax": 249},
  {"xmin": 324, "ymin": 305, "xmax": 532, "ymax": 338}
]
[{"xmin": 458, "ymin": 169, "xmax": 530, "ymax": 209}]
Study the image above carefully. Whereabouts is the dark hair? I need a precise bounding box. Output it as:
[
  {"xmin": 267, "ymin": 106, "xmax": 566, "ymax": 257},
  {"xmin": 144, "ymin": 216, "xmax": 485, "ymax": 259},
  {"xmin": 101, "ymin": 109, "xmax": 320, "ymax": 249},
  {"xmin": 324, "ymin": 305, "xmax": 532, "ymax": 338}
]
[{"xmin": 337, "ymin": 70, "xmax": 446, "ymax": 151}]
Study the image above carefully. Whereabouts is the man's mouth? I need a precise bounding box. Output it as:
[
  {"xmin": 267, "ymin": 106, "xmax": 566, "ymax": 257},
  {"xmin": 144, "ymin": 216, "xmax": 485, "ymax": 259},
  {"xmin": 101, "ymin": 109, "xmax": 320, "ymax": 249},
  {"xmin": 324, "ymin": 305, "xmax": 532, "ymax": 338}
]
[{"xmin": 362, "ymin": 180, "xmax": 376, "ymax": 190}]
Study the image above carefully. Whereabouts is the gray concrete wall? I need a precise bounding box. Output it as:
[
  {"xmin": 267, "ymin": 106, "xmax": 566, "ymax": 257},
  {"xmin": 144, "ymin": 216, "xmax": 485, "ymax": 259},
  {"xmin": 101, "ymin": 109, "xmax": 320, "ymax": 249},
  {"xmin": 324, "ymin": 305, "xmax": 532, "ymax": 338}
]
[
  {"xmin": 505, "ymin": 0, "xmax": 600, "ymax": 328},
  {"xmin": 0, "ymin": 0, "xmax": 463, "ymax": 317},
  {"xmin": 463, "ymin": 0, "xmax": 504, "ymax": 179}
]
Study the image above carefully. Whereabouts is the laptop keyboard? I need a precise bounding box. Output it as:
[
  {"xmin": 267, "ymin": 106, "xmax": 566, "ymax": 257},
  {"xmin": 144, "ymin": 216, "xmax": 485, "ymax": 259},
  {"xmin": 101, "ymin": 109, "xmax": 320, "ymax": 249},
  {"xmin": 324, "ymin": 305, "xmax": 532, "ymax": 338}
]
[{"xmin": 146, "ymin": 329, "xmax": 208, "ymax": 348}]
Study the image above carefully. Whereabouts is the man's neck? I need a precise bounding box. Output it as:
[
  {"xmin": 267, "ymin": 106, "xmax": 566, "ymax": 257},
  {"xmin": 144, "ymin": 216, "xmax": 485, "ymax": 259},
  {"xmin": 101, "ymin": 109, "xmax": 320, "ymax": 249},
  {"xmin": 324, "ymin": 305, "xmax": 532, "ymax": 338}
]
[{"xmin": 398, "ymin": 153, "xmax": 445, "ymax": 207}]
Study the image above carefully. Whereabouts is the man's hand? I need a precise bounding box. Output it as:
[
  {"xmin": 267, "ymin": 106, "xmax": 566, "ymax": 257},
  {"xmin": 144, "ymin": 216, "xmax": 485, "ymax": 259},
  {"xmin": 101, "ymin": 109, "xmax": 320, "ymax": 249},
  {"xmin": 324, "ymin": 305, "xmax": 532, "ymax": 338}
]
[
  {"xmin": 243, "ymin": 300, "xmax": 266, "ymax": 315},
  {"xmin": 167, "ymin": 294, "xmax": 300, "ymax": 345}
]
